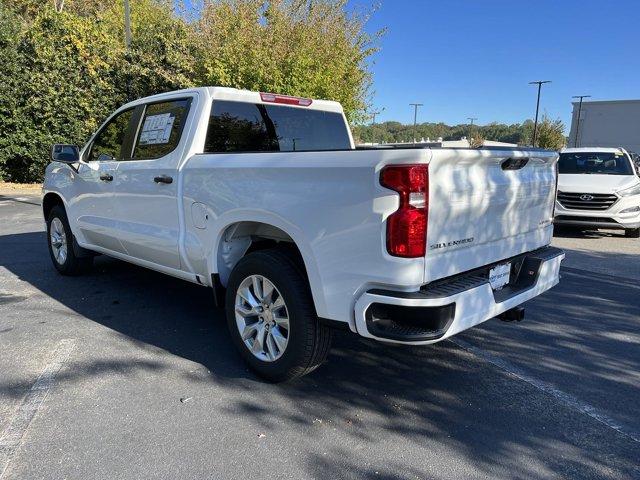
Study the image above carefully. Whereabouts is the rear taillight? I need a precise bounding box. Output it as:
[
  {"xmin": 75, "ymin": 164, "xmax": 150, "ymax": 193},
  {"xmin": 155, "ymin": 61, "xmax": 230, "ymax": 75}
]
[{"xmin": 380, "ymin": 164, "xmax": 428, "ymax": 258}]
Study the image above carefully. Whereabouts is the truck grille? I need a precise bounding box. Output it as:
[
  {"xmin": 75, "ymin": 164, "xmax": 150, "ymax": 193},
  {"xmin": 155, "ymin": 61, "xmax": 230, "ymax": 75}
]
[{"xmin": 557, "ymin": 191, "xmax": 618, "ymax": 211}]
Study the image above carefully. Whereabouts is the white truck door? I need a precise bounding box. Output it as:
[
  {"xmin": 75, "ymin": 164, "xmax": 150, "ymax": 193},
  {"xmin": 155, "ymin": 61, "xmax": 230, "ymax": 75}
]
[
  {"xmin": 110, "ymin": 97, "xmax": 193, "ymax": 270},
  {"xmin": 71, "ymin": 108, "xmax": 136, "ymax": 254}
]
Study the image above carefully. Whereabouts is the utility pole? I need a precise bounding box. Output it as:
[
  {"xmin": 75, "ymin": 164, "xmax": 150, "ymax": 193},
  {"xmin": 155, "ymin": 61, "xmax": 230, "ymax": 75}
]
[
  {"xmin": 370, "ymin": 108, "xmax": 384, "ymax": 125},
  {"xmin": 529, "ymin": 80, "xmax": 551, "ymax": 147},
  {"xmin": 124, "ymin": 0, "xmax": 132, "ymax": 100},
  {"xmin": 409, "ymin": 103, "xmax": 423, "ymax": 143},
  {"xmin": 124, "ymin": 0, "xmax": 132, "ymax": 49},
  {"xmin": 572, "ymin": 95, "xmax": 591, "ymax": 147}
]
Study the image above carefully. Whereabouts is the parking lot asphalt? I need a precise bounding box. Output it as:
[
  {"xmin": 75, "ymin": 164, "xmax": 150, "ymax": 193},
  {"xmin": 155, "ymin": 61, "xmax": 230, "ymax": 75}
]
[{"xmin": 1, "ymin": 192, "xmax": 639, "ymax": 480}]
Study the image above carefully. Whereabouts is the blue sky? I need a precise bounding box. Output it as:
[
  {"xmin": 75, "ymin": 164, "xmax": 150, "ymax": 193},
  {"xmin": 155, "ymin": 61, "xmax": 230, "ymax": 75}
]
[
  {"xmin": 355, "ymin": 0, "xmax": 640, "ymax": 126},
  {"xmin": 181, "ymin": 1, "xmax": 640, "ymax": 127}
]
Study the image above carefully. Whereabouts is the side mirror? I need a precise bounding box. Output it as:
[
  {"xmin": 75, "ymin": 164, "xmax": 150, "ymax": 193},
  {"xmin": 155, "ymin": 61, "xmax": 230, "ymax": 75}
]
[{"xmin": 51, "ymin": 144, "xmax": 80, "ymax": 163}]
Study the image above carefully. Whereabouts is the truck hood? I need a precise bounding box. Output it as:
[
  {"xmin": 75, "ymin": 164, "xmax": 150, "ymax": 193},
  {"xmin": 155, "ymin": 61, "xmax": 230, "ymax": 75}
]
[{"xmin": 558, "ymin": 174, "xmax": 639, "ymax": 194}]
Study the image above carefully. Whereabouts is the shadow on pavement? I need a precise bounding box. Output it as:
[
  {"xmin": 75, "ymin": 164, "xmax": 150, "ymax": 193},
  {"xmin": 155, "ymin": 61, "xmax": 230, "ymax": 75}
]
[
  {"xmin": 0, "ymin": 194, "xmax": 41, "ymax": 207},
  {"xmin": 553, "ymin": 225, "xmax": 628, "ymax": 239},
  {"xmin": 1, "ymin": 230, "xmax": 638, "ymax": 480}
]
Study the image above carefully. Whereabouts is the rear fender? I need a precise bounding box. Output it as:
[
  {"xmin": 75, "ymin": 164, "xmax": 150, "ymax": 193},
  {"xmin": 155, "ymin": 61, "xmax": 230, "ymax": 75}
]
[{"xmin": 208, "ymin": 210, "xmax": 327, "ymax": 318}]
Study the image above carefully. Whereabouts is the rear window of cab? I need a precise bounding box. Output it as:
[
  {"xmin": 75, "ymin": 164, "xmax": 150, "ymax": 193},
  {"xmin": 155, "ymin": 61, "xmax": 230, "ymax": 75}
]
[{"xmin": 203, "ymin": 100, "xmax": 351, "ymax": 153}]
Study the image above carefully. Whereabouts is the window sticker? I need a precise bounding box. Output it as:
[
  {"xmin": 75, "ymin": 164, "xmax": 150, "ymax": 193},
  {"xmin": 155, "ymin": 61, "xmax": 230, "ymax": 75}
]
[{"xmin": 139, "ymin": 113, "xmax": 175, "ymax": 145}]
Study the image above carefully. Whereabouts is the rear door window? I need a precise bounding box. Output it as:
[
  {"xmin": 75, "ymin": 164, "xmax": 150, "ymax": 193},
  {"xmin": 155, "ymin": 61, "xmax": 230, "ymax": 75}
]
[
  {"xmin": 132, "ymin": 99, "xmax": 191, "ymax": 159},
  {"xmin": 204, "ymin": 100, "xmax": 351, "ymax": 153}
]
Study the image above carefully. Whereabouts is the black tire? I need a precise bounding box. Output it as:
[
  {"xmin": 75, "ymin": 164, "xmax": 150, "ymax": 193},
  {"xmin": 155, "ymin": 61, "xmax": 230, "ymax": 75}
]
[
  {"xmin": 46, "ymin": 205, "xmax": 93, "ymax": 275},
  {"xmin": 225, "ymin": 249, "xmax": 332, "ymax": 382},
  {"xmin": 625, "ymin": 228, "xmax": 640, "ymax": 238}
]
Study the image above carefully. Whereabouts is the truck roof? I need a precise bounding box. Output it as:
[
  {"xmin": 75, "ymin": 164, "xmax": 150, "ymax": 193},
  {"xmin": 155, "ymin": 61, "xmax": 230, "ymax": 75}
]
[
  {"xmin": 560, "ymin": 147, "xmax": 627, "ymax": 154},
  {"xmin": 120, "ymin": 86, "xmax": 345, "ymax": 114}
]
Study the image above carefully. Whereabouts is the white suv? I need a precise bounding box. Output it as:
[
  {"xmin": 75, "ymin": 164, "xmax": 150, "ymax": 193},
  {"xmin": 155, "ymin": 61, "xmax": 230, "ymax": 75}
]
[{"xmin": 555, "ymin": 147, "xmax": 640, "ymax": 238}]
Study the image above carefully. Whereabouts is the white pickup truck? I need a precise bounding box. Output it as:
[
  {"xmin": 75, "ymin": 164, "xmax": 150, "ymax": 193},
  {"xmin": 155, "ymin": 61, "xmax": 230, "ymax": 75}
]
[{"xmin": 43, "ymin": 87, "xmax": 564, "ymax": 381}]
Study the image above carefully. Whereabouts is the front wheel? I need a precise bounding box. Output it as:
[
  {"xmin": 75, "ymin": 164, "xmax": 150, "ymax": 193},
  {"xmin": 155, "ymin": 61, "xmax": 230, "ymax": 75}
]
[
  {"xmin": 225, "ymin": 249, "xmax": 331, "ymax": 382},
  {"xmin": 624, "ymin": 228, "xmax": 640, "ymax": 238},
  {"xmin": 46, "ymin": 205, "xmax": 93, "ymax": 275}
]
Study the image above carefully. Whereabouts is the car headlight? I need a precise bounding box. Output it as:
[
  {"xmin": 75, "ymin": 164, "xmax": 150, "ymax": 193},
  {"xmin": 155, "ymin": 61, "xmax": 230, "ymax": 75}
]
[{"xmin": 617, "ymin": 183, "xmax": 640, "ymax": 197}]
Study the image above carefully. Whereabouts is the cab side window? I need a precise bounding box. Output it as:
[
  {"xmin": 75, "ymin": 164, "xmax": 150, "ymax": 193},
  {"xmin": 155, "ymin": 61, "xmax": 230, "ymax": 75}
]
[
  {"xmin": 88, "ymin": 109, "xmax": 134, "ymax": 162},
  {"xmin": 204, "ymin": 101, "xmax": 277, "ymax": 153},
  {"xmin": 132, "ymin": 99, "xmax": 191, "ymax": 160}
]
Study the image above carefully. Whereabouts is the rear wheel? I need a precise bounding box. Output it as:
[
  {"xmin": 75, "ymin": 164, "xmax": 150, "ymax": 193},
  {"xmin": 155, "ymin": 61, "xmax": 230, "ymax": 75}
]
[
  {"xmin": 225, "ymin": 249, "xmax": 331, "ymax": 382},
  {"xmin": 47, "ymin": 205, "xmax": 93, "ymax": 275},
  {"xmin": 625, "ymin": 228, "xmax": 640, "ymax": 238}
]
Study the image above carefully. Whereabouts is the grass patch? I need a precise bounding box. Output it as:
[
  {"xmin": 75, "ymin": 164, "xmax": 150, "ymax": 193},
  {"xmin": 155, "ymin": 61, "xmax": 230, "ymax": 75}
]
[{"xmin": 0, "ymin": 182, "xmax": 42, "ymax": 194}]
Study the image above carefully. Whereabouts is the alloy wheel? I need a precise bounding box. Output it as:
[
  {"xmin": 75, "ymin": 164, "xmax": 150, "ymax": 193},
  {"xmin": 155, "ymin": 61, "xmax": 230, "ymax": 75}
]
[
  {"xmin": 50, "ymin": 217, "xmax": 68, "ymax": 265},
  {"xmin": 234, "ymin": 274, "xmax": 290, "ymax": 362}
]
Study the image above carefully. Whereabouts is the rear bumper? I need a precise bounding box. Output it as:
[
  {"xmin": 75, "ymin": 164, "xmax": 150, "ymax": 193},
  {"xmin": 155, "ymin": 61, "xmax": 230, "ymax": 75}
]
[{"xmin": 354, "ymin": 247, "xmax": 564, "ymax": 345}]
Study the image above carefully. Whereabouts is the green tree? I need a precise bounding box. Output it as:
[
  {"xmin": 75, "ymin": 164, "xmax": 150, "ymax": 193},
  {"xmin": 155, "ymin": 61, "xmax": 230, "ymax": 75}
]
[
  {"xmin": 0, "ymin": 3, "xmax": 122, "ymax": 181},
  {"xmin": 0, "ymin": 4, "xmax": 25, "ymax": 180},
  {"xmin": 353, "ymin": 120, "xmax": 534, "ymax": 146},
  {"xmin": 0, "ymin": 0, "xmax": 379, "ymax": 182},
  {"xmin": 534, "ymin": 116, "xmax": 566, "ymax": 150},
  {"xmin": 195, "ymin": 0, "xmax": 379, "ymax": 123}
]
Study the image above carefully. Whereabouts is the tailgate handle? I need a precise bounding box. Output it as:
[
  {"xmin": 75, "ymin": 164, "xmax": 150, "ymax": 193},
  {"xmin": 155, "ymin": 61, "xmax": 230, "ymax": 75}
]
[{"xmin": 501, "ymin": 157, "xmax": 529, "ymax": 170}]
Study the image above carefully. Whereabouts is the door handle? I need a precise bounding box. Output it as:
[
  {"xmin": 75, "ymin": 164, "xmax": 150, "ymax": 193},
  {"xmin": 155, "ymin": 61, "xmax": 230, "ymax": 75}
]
[
  {"xmin": 154, "ymin": 175, "xmax": 173, "ymax": 184},
  {"xmin": 99, "ymin": 173, "xmax": 113, "ymax": 182}
]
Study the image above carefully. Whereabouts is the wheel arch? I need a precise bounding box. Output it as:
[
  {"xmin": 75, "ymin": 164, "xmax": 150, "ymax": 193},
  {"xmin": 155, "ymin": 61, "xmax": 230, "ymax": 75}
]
[
  {"xmin": 211, "ymin": 219, "xmax": 327, "ymax": 317},
  {"xmin": 42, "ymin": 192, "xmax": 66, "ymax": 221}
]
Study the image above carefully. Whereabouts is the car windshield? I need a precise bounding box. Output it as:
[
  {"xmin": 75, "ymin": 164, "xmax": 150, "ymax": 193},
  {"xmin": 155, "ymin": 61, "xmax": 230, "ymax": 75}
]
[{"xmin": 558, "ymin": 152, "xmax": 633, "ymax": 175}]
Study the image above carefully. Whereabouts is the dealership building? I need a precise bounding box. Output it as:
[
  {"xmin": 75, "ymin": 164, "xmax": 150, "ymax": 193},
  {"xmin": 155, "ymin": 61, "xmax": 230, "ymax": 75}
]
[{"xmin": 568, "ymin": 99, "xmax": 640, "ymax": 153}]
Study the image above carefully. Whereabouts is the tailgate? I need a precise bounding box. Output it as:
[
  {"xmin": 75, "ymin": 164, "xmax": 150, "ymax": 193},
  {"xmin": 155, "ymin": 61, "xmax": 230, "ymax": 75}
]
[{"xmin": 425, "ymin": 148, "xmax": 558, "ymax": 283}]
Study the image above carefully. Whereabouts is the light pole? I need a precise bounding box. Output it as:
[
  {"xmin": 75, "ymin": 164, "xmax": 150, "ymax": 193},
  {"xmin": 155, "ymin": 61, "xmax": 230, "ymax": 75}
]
[
  {"xmin": 572, "ymin": 95, "xmax": 591, "ymax": 147},
  {"xmin": 529, "ymin": 80, "xmax": 551, "ymax": 147},
  {"xmin": 467, "ymin": 117, "xmax": 477, "ymax": 144},
  {"xmin": 409, "ymin": 103, "xmax": 423, "ymax": 143}
]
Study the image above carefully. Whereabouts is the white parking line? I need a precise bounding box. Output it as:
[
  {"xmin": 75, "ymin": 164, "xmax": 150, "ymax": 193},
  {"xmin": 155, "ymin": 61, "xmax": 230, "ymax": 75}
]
[
  {"xmin": 0, "ymin": 339, "xmax": 75, "ymax": 479},
  {"xmin": 450, "ymin": 337, "xmax": 640, "ymax": 444}
]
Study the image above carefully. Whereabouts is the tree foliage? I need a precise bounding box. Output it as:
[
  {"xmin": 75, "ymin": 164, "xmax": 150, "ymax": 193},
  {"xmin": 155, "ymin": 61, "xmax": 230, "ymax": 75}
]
[
  {"xmin": 353, "ymin": 117, "xmax": 567, "ymax": 149},
  {"xmin": 533, "ymin": 116, "xmax": 566, "ymax": 150},
  {"xmin": 0, "ymin": 0, "xmax": 379, "ymax": 182}
]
